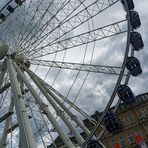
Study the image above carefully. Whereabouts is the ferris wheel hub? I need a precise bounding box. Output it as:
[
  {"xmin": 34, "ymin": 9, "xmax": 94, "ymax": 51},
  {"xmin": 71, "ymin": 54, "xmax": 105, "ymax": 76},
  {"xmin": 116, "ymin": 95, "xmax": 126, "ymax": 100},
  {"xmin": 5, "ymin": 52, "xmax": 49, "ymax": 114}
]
[
  {"xmin": 10, "ymin": 53, "xmax": 31, "ymax": 68},
  {"xmin": 0, "ymin": 41, "xmax": 8, "ymax": 60}
]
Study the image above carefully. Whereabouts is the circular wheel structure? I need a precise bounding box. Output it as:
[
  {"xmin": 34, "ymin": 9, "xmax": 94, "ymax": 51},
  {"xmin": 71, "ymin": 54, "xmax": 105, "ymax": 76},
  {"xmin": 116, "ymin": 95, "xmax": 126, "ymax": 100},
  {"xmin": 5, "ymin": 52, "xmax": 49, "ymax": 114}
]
[{"xmin": 0, "ymin": 0, "xmax": 143, "ymax": 147}]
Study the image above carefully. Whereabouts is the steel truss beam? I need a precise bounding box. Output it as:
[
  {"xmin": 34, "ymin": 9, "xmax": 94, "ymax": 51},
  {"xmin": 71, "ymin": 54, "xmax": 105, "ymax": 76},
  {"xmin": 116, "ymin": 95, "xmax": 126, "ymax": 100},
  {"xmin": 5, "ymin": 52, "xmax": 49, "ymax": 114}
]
[
  {"xmin": 29, "ymin": 59, "xmax": 124, "ymax": 75},
  {"xmin": 30, "ymin": 20, "xmax": 127, "ymax": 57},
  {"xmin": 20, "ymin": 0, "xmax": 119, "ymax": 57}
]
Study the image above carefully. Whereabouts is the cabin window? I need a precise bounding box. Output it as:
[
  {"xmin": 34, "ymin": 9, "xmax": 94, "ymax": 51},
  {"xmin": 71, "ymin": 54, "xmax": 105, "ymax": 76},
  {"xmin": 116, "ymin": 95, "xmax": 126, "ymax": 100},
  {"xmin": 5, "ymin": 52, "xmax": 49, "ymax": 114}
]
[{"xmin": 128, "ymin": 135, "xmax": 135, "ymax": 144}]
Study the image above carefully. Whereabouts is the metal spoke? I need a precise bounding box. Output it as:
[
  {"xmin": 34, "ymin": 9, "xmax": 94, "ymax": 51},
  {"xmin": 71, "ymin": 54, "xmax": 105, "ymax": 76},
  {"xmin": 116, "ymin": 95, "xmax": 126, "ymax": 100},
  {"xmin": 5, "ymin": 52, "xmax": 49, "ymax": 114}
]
[
  {"xmin": 19, "ymin": 0, "xmax": 119, "ymax": 55},
  {"xmin": 0, "ymin": 0, "xmax": 137, "ymax": 147},
  {"xmin": 28, "ymin": 19, "xmax": 126, "ymax": 57},
  {"xmin": 18, "ymin": 63, "xmax": 99, "ymax": 125}
]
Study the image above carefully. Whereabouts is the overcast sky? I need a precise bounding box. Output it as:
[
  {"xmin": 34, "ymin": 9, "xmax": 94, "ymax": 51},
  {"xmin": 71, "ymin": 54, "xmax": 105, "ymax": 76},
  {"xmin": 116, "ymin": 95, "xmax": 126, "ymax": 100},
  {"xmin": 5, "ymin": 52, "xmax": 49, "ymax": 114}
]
[
  {"xmin": 0, "ymin": 0, "xmax": 148, "ymax": 147},
  {"xmin": 39, "ymin": 0, "xmax": 148, "ymax": 115},
  {"xmin": 0, "ymin": 0, "xmax": 148, "ymax": 125}
]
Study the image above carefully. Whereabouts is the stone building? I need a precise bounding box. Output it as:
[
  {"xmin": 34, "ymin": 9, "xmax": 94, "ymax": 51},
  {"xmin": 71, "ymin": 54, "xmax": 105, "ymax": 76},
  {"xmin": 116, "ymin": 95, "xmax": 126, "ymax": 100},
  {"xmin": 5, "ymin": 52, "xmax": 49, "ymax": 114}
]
[
  {"xmin": 48, "ymin": 93, "xmax": 148, "ymax": 148},
  {"xmin": 100, "ymin": 92, "xmax": 148, "ymax": 148}
]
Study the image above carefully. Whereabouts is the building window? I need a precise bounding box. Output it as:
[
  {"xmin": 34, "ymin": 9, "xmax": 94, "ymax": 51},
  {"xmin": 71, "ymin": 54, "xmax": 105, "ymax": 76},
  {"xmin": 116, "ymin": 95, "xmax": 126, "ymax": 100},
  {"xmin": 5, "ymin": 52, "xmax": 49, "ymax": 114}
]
[
  {"xmin": 120, "ymin": 117, "xmax": 125, "ymax": 126},
  {"xmin": 111, "ymin": 139, "xmax": 115, "ymax": 148},
  {"xmin": 141, "ymin": 108, "xmax": 148, "ymax": 118},
  {"xmin": 128, "ymin": 135, "xmax": 135, "ymax": 144},
  {"xmin": 136, "ymin": 130, "xmax": 143, "ymax": 138},
  {"xmin": 127, "ymin": 114, "xmax": 134, "ymax": 124},
  {"xmin": 119, "ymin": 137, "xmax": 127, "ymax": 148}
]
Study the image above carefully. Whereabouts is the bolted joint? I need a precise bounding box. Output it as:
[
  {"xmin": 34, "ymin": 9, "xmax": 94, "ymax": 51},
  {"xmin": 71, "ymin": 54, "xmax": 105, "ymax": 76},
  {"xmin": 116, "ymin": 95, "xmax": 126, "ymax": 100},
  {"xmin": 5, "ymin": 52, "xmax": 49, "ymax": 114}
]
[
  {"xmin": 40, "ymin": 103, "xmax": 48, "ymax": 114},
  {"xmin": 71, "ymin": 115, "xmax": 77, "ymax": 120},
  {"xmin": 56, "ymin": 109, "xmax": 64, "ymax": 116}
]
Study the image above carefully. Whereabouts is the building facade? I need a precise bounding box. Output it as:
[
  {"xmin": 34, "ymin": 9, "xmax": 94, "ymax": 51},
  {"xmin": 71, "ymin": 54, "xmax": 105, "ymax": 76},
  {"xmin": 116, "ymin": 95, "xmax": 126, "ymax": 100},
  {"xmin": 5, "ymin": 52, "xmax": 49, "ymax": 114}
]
[
  {"xmin": 48, "ymin": 93, "xmax": 148, "ymax": 148},
  {"xmin": 100, "ymin": 93, "xmax": 148, "ymax": 148}
]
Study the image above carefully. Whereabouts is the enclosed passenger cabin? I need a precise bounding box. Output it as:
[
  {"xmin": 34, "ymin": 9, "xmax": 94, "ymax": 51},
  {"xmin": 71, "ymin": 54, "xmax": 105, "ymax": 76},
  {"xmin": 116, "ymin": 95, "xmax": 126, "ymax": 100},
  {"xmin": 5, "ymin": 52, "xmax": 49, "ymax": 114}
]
[
  {"xmin": 126, "ymin": 56, "xmax": 142, "ymax": 76},
  {"xmin": 7, "ymin": 5, "xmax": 14, "ymax": 13},
  {"xmin": 15, "ymin": 0, "xmax": 24, "ymax": 6},
  {"xmin": 130, "ymin": 11, "xmax": 141, "ymax": 29},
  {"xmin": 130, "ymin": 32, "xmax": 144, "ymax": 51},
  {"xmin": 87, "ymin": 140, "xmax": 101, "ymax": 148},
  {"xmin": 118, "ymin": 85, "xmax": 135, "ymax": 105},
  {"xmin": 104, "ymin": 112, "xmax": 123, "ymax": 134},
  {"xmin": 0, "ymin": 13, "xmax": 6, "ymax": 21},
  {"xmin": 121, "ymin": 0, "xmax": 134, "ymax": 12}
]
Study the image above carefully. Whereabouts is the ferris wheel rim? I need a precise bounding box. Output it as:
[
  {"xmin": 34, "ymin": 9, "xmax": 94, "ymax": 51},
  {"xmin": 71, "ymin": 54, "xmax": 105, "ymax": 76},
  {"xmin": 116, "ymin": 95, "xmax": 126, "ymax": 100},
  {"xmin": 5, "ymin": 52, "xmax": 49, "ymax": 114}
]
[{"xmin": 0, "ymin": 0, "xmax": 137, "ymax": 147}]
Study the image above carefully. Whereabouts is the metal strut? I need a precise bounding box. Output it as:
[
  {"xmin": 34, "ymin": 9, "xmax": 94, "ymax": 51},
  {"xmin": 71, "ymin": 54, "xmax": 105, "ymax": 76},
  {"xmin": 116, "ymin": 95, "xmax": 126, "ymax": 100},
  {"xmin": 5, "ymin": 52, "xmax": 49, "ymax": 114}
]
[
  {"xmin": 30, "ymin": 20, "xmax": 126, "ymax": 56},
  {"xmin": 1, "ymin": 100, "xmax": 14, "ymax": 147},
  {"xmin": 33, "ymin": 71, "xmax": 106, "ymax": 147},
  {"xmin": 26, "ymin": 67, "xmax": 98, "ymax": 125},
  {"xmin": 0, "ymin": 83, "xmax": 11, "ymax": 94},
  {"xmin": 20, "ymin": 0, "xmax": 120, "ymax": 58},
  {"xmin": 6, "ymin": 57, "xmax": 36, "ymax": 148},
  {"xmin": 29, "ymin": 59, "xmax": 125, "ymax": 75},
  {"xmin": 24, "ymin": 67, "xmax": 85, "ymax": 146},
  {"xmin": 12, "ymin": 61, "xmax": 76, "ymax": 148},
  {"xmin": 18, "ymin": 61, "xmax": 106, "ymax": 147}
]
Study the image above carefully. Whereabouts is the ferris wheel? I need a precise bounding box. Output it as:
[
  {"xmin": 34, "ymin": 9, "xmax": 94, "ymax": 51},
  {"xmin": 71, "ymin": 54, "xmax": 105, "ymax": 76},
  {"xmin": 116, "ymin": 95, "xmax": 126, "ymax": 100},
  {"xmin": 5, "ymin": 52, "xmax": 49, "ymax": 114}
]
[{"xmin": 0, "ymin": 0, "xmax": 144, "ymax": 147}]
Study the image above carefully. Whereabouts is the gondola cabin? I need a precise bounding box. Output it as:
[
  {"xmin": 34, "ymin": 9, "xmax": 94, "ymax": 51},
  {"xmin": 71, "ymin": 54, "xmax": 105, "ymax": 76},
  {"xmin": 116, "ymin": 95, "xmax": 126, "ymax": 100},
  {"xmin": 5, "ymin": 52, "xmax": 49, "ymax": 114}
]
[
  {"xmin": 104, "ymin": 112, "xmax": 123, "ymax": 134},
  {"xmin": 0, "ymin": 13, "xmax": 6, "ymax": 21},
  {"xmin": 7, "ymin": 5, "xmax": 14, "ymax": 13},
  {"xmin": 15, "ymin": 0, "xmax": 24, "ymax": 6},
  {"xmin": 130, "ymin": 11, "xmax": 141, "ymax": 29},
  {"xmin": 87, "ymin": 140, "xmax": 101, "ymax": 148},
  {"xmin": 118, "ymin": 85, "xmax": 135, "ymax": 105},
  {"xmin": 130, "ymin": 32, "xmax": 144, "ymax": 51},
  {"xmin": 121, "ymin": 0, "xmax": 134, "ymax": 12},
  {"xmin": 126, "ymin": 56, "xmax": 142, "ymax": 76}
]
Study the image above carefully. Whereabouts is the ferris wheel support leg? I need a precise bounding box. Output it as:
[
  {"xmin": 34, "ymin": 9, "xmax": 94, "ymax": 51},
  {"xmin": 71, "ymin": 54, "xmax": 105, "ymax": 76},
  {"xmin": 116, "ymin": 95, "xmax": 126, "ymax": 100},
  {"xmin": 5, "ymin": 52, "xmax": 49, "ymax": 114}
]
[
  {"xmin": 19, "ymin": 65, "xmax": 85, "ymax": 146},
  {"xmin": 25, "ymin": 69, "xmax": 103, "ymax": 144},
  {"xmin": 1, "ymin": 100, "xmax": 14, "ymax": 147},
  {"xmin": 0, "ymin": 61, "xmax": 7, "ymax": 88},
  {"xmin": 37, "ymin": 78, "xmax": 92, "ymax": 136},
  {"xmin": 32, "ymin": 73, "xmax": 100, "ymax": 140},
  {"xmin": 12, "ymin": 62, "xmax": 76, "ymax": 148},
  {"xmin": 39, "ymin": 76, "xmax": 106, "ymax": 147},
  {"xmin": 6, "ymin": 57, "xmax": 36, "ymax": 148}
]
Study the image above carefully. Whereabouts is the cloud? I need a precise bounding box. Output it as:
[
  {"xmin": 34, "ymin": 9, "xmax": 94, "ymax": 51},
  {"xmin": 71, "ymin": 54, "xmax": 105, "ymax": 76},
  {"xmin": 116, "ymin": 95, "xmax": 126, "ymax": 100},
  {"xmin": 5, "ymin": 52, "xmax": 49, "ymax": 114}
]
[{"xmin": 0, "ymin": 0, "xmax": 148, "ymax": 147}]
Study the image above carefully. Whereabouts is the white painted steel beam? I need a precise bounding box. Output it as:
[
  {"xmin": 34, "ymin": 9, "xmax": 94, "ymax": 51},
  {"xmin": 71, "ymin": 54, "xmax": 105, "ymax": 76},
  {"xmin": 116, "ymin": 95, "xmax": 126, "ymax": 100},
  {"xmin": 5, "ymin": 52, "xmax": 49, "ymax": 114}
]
[
  {"xmin": 13, "ymin": 61, "xmax": 76, "ymax": 148},
  {"xmin": 6, "ymin": 57, "xmax": 36, "ymax": 148},
  {"xmin": 25, "ymin": 67, "xmax": 85, "ymax": 146}
]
